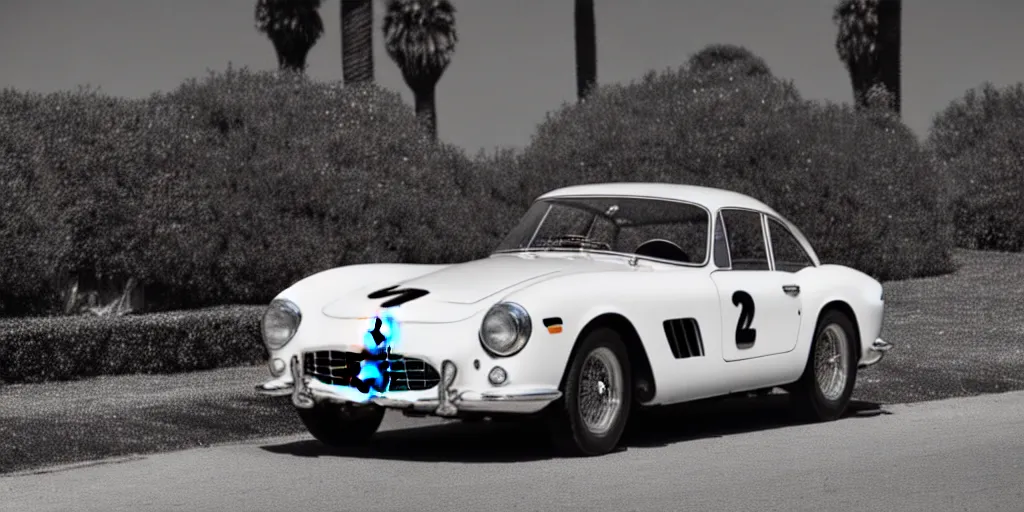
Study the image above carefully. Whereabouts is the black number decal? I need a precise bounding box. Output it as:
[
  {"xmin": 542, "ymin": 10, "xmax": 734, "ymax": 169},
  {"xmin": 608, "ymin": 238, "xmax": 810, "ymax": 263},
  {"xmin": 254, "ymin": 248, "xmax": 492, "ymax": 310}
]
[
  {"xmin": 367, "ymin": 285, "xmax": 429, "ymax": 308},
  {"xmin": 732, "ymin": 290, "xmax": 757, "ymax": 348}
]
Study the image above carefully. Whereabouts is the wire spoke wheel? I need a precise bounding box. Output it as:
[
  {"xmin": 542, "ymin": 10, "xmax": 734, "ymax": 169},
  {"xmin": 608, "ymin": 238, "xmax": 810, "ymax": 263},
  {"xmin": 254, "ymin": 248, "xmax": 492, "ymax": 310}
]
[
  {"xmin": 577, "ymin": 346, "xmax": 624, "ymax": 436},
  {"xmin": 814, "ymin": 324, "xmax": 849, "ymax": 402}
]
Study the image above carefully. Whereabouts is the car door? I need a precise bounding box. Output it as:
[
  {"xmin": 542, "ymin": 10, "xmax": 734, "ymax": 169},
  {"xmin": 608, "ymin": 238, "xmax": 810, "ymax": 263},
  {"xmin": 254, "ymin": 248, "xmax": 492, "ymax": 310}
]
[{"xmin": 710, "ymin": 208, "xmax": 803, "ymax": 362}]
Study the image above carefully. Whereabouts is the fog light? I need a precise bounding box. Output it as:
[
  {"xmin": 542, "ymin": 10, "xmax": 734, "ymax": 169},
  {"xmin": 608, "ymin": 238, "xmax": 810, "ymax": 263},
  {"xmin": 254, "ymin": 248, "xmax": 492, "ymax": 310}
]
[
  {"xmin": 270, "ymin": 358, "xmax": 286, "ymax": 376},
  {"xmin": 487, "ymin": 366, "xmax": 507, "ymax": 386}
]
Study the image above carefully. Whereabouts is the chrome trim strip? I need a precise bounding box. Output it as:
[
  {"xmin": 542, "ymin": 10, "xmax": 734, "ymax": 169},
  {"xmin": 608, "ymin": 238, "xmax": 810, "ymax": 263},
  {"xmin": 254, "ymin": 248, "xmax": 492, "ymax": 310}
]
[{"xmin": 256, "ymin": 376, "xmax": 562, "ymax": 416}]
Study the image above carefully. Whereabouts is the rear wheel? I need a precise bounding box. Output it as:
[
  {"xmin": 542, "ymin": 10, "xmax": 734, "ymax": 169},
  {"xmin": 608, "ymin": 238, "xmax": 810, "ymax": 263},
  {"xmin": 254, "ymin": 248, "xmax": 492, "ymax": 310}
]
[
  {"xmin": 296, "ymin": 402, "xmax": 386, "ymax": 447},
  {"xmin": 790, "ymin": 309, "xmax": 857, "ymax": 421},
  {"xmin": 547, "ymin": 327, "xmax": 632, "ymax": 457}
]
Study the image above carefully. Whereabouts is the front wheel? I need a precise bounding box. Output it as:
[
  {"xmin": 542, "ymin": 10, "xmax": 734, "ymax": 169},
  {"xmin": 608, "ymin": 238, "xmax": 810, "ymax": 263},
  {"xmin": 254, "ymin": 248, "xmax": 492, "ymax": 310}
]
[
  {"xmin": 296, "ymin": 402, "xmax": 386, "ymax": 448},
  {"xmin": 790, "ymin": 309, "xmax": 858, "ymax": 421},
  {"xmin": 547, "ymin": 327, "xmax": 632, "ymax": 457}
]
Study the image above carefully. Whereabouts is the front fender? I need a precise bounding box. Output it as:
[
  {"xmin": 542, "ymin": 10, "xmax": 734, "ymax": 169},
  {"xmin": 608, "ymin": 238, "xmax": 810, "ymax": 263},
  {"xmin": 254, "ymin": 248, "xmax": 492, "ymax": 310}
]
[{"xmin": 494, "ymin": 267, "xmax": 691, "ymax": 394}]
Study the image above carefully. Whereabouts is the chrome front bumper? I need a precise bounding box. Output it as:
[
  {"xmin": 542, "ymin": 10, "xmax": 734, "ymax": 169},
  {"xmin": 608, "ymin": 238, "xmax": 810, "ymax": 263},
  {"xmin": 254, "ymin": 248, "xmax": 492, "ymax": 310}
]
[
  {"xmin": 255, "ymin": 355, "xmax": 562, "ymax": 417},
  {"xmin": 858, "ymin": 337, "xmax": 893, "ymax": 369}
]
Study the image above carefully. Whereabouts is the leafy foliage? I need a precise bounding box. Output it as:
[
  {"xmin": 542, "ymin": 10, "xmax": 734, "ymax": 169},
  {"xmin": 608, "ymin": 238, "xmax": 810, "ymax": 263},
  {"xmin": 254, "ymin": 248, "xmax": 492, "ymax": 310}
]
[
  {"xmin": 0, "ymin": 306, "xmax": 264, "ymax": 384},
  {"xmin": 834, "ymin": 0, "xmax": 879, "ymax": 76},
  {"xmin": 513, "ymin": 51, "xmax": 953, "ymax": 281},
  {"xmin": 687, "ymin": 43, "xmax": 772, "ymax": 77},
  {"xmin": 382, "ymin": 0, "xmax": 458, "ymax": 80},
  {"xmin": 0, "ymin": 68, "xmax": 505, "ymax": 315},
  {"xmin": 255, "ymin": 0, "xmax": 325, "ymax": 71},
  {"xmin": 929, "ymin": 83, "xmax": 1024, "ymax": 251},
  {"xmin": 834, "ymin": 0, "xmax": 902, "ymax": 115}
]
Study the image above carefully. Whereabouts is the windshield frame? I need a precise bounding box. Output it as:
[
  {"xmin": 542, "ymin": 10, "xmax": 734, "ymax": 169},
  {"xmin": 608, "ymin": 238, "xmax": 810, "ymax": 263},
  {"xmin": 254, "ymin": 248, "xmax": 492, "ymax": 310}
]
[{"xmin": 492, "ymin": 194, "xmax": 713, "ymax": 268}]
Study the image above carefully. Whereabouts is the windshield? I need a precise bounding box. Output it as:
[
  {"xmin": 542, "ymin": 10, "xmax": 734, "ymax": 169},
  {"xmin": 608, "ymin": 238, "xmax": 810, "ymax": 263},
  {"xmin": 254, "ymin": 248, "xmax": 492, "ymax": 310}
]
[{"xmin": 494, "ymin": 196, "xmax": 710, "ymax": 265}]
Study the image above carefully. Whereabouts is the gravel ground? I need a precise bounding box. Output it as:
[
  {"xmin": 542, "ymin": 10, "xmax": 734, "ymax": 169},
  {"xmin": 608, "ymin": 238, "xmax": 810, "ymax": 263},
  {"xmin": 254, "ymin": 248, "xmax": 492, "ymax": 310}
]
[
  {"xmin": 853, "ymin": 249, "xmax": 1024, "ymax": 403},
  {"xmin": 2, "ymin": 249, "xmax": 1022, "ymax": 474}
]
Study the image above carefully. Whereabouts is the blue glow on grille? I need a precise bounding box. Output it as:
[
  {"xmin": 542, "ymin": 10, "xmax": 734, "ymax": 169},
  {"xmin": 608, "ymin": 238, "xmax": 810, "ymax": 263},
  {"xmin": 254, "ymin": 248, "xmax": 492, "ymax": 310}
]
[{"xmin": 356, "ymin": 308, "xmax": 401, "ymax": 398}]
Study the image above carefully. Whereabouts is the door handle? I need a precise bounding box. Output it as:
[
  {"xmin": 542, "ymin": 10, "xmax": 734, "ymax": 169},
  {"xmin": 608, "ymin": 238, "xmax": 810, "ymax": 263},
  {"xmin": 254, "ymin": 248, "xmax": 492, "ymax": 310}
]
[{"xmin": 782, "ymin": 284, "xmax": 800, "ymax": 295}]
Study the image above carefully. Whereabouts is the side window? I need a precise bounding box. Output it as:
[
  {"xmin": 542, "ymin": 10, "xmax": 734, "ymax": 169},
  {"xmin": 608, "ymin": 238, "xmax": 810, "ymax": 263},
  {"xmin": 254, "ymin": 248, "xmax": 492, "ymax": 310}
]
[
  {"xmin": 768, "ymin": 218, "xmax": 814, "ymax": 272},
  {"xmin": 719, "ymin": 209, "xmax": 770, "ymax": 271},
  {"xmin": 713, "ymin": 212, "xmax": 731, "ymax": 268}
]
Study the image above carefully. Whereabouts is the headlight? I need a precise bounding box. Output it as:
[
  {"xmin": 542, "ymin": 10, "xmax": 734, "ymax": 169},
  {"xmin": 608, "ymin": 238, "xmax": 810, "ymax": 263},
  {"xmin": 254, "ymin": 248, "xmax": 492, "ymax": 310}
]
[
  {"xmin": 479, "ymin": 302, "xmax": 532, "ymax": 357},
  {"xmin": 262, "ymin": 299, "xmax": 302, "ymax": 350}
]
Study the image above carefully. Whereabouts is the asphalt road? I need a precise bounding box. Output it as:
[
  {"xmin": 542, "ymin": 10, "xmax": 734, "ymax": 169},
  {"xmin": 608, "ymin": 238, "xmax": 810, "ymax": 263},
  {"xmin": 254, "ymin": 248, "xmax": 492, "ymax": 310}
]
[{"xmin": 3, "ymin": 390, "xmax": 1023, "ymax": 512}]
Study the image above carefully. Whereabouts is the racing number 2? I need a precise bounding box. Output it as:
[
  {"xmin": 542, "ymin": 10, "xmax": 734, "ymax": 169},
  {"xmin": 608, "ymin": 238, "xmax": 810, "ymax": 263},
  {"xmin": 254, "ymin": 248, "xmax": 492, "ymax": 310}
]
[{"xmin": 732, "ymin": 291, "xmax": 757, "ymax": 349}]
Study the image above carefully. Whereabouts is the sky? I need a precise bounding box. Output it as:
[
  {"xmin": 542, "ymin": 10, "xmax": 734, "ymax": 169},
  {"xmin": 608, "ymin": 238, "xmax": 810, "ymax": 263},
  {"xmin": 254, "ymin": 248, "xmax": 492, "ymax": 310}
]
[{"xmin": 2, "ymin": 0, "xmax": 1023, "ymax": 154}]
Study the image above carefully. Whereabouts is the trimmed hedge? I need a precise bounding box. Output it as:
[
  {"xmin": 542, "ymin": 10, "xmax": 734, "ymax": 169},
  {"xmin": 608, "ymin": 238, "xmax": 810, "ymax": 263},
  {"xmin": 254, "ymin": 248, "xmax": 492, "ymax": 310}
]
[
  {"xmin": 928, "ymin": 83, "xmax": 1024, "ymax": 251},
  {"xmin": 512, "ymin": 51, "xmax": 954, "ymax": 281},
  {"xmin": 0, "ymin": 306, "xmax": 263, "ymax": 384},
  {"xmin": 0, "ymin": 68, "xmax": 506, "ymax": 315}
]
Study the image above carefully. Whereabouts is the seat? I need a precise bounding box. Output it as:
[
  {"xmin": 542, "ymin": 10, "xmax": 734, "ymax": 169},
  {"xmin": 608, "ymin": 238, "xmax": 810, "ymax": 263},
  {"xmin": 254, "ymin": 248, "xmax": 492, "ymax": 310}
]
[{"xmin": 634, "ymin": 239, "xmax": 690, "ymax": 263}]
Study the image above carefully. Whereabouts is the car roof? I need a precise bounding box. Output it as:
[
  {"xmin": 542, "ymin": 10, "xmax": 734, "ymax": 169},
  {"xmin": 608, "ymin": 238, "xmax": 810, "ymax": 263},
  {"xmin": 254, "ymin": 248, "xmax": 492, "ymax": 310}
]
[{"xmin": 538, "ymin": 182, "xmax": 782, "ymax": 217}]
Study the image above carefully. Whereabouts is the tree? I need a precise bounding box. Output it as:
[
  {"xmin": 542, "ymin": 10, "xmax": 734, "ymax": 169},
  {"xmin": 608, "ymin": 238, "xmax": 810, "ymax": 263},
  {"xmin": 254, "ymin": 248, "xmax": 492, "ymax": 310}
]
[
  {"xmin": 574, "ymin": 0, "xmax": 597, "ymax": 101},
  {"xmin": 341, "ymin": 0, "xmax": 375, "ymax": 84},
  {"xmin": 876, "ymin": 0, "xmax": 901, "ymax": 115},
  {"xmin": 833, "ymin": 0, "xmax": 901, "ymax": 115},
  {"xmin": 255, "ymin": 0, "xmax": 325, "ymax": 72},
  {"xmin": 382, "ymin": 0, "xmax": 458, "ymax": 139},
  {"xmin": 687, "ymin": 43, "xmax": 772, "ymax": 78}
]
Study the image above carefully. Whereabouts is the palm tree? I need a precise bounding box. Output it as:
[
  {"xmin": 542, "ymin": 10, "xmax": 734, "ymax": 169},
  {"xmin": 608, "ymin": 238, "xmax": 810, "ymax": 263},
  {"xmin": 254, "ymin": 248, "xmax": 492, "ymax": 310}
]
[
  {"xmin": 255, "ymin": 0, "xmax": 325, "ymax": 72},
  {"xmin": 382, "ymin": 0, "xmax": 458, "ymax": 139},
  {"xmin": 341, "ymin": 0, "xmax": 375, "ymax": 84},
  {"xmin": 833, "ymin": 0, "xmax": 901, "ymax": 115},
  {"xmin": 876, "ymin": 0, "xmax": 901, "ymax": 116},
  {"xmin": 574, "ymin": 0, "xmax": 597, "ymax": 101},
  {"xmin": 834, "ymin": 0, "xmax": 879, "ymax": 110}
]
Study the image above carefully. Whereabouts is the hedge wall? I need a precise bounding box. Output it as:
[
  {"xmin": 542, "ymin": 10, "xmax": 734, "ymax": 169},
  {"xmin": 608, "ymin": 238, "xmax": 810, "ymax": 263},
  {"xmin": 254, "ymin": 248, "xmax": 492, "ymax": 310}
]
[
  {"xmin": 510, "ymin": 53, "xmax": 954, "ymax": 281},
  {"xmin": 0, "ymin": 306, "xmax": 263, "ymax": 383},
  {"xmin": 928, "ymin": 82, "xmax": 1024, "ymax": 251}
]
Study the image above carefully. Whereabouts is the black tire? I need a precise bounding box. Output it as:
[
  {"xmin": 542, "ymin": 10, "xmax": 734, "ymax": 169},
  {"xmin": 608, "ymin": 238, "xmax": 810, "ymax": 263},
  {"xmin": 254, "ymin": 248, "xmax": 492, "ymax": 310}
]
[
  {"xmin": 547, "ymin": 327, "xmax": 632, "ymax": 457},
  {"xmin": 296, "ymin": 402, "xmax": 386, "ymax": 448},
  {"xmin": 790, "ymin": 309, "xmax": 858, "ymax": 422}
]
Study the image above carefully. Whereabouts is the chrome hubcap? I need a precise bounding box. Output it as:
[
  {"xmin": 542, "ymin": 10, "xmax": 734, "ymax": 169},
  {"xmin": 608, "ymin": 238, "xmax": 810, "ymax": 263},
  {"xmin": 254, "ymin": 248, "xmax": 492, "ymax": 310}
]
[
  {"xmin": 814, "ymin": 324, "xmax": 849, "ymax": 401},
  {"xmin": 578, "ymin": 347, "xmax": 624, "ymax": 435}
]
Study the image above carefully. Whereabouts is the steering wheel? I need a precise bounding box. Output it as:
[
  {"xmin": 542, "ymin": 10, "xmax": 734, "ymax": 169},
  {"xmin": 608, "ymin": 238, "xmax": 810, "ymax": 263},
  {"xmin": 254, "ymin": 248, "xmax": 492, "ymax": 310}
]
[
  {"xmin": 544, "ymin": 234, "xmax": 612, "ymax": 251},
  {"xmin": 634, "ymin": 239, "xmax": 690, "ymax": 263}
]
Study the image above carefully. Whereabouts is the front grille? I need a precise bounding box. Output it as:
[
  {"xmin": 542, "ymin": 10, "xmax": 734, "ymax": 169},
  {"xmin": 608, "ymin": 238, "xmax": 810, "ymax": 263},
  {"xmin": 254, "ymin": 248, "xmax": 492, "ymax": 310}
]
[{"xmin": 303, "ymin": 350, "xmax": 441, "ymax": 392}]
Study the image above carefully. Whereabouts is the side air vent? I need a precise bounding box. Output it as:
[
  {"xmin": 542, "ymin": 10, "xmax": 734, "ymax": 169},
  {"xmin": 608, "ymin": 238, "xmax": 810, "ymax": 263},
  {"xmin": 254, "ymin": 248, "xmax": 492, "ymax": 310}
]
[{"xmin": 663, "ymin": 318, "xmax": 705, "ymax": 359}]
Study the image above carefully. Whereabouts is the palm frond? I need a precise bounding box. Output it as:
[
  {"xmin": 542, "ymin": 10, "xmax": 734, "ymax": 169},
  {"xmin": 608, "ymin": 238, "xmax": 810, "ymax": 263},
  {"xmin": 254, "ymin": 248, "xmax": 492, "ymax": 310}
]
[
  {"xmin": 255, "ymin": 0, "xmax": 325, "ymax": 45},
  {"xmin": 833, "ymin": 0, "xmax": 879, "ymax": 71},
  {"xmin": 382, "ymin": 0, "xmax": 458, "ymax": 79}
]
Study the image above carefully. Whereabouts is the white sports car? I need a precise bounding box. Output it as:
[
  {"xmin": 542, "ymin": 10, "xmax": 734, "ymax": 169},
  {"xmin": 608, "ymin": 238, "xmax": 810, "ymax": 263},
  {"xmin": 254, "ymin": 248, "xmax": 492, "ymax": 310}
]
[{"xmin": 256, "ymin": 183, "xmax": 892, "ymax": 456}]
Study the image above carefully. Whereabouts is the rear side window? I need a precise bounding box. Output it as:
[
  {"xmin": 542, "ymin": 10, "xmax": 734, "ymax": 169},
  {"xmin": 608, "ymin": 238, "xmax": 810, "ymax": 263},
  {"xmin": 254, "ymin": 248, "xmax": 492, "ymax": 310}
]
[
  {"xmin": 768, "ymin": 218, "xmax": 814, "ymax": 272},
  {"xmin": 718, "ymin": 209, "xmax": 770, "ymax": 271}
]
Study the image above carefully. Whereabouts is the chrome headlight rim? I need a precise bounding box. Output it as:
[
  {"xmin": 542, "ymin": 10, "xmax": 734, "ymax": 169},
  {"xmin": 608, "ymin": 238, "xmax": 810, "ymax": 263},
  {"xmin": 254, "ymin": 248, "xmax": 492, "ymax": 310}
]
[
  {"xmin": 262, "ymin": 298, "xmax": 302, "ymax": 350},
  {"xmin": 478, "ymin": 302, "xmax": 532, "ymax": 358}
]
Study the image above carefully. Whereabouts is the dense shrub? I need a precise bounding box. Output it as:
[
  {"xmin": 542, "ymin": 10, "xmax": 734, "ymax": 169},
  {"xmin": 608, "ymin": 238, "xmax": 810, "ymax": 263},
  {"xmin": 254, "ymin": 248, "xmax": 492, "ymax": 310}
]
[
  {"xmin": 513, "ymin": 54, "xmax": 953, "ymax": 281},
  {"xmin": 0, "ymin": 67, "xmax": 506, "ymax": 315},
  {"xmin": 0, "ymin": 306, "xmax": 263, "ymax": 383},
  {"xmin": 686, "ymin": 43, "xmax": 772, "ymax": 78},
  {"xmin": 928, "ymin": 83, "xmax": 1024, "ymax": 251},
  {"xmin": 0, "ymin": 89, "xmax": 72, "ymax": 314}
]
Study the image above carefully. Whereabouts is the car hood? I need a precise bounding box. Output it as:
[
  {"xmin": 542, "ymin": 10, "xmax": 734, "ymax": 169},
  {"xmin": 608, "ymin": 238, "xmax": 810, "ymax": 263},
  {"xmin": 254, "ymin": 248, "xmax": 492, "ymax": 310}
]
[{"xmin": 321, "ymin": 253, "xmax": 626, "ymax": 323}]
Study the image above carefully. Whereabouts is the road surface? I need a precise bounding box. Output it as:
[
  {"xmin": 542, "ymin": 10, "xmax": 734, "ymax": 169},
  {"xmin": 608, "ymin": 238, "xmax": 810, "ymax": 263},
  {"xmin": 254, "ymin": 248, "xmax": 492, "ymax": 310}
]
[{"xmin": 3, "ymin": 391, "xmax": 1023, "ymax": 512}]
